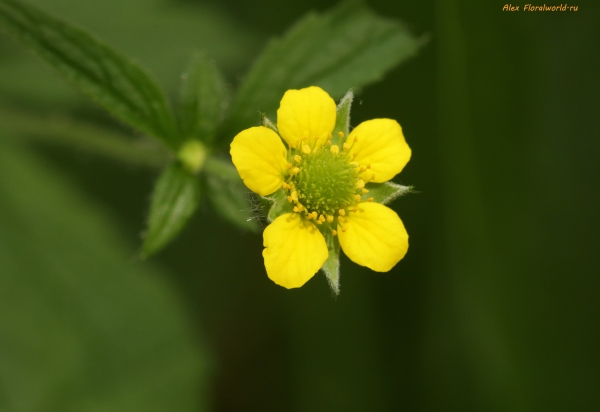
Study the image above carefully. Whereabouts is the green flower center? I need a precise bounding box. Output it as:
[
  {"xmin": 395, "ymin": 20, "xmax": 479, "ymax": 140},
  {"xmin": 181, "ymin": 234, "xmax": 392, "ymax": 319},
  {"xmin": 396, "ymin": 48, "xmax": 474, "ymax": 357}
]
[{"xmin": 292, "ymin": 149, "xmax": 359, "ymax": 216}]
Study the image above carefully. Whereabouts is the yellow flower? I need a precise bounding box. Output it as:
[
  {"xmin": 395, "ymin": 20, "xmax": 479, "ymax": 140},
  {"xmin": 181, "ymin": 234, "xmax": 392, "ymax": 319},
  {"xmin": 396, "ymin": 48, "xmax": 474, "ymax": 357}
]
[{"xmin": 230, "ymin": 86, "xmax": 411, "ymax": 289}]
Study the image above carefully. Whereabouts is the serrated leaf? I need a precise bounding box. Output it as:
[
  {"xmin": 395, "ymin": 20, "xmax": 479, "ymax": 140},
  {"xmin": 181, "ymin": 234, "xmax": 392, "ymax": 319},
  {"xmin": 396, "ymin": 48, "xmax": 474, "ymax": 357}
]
[
  {"xmin": 0, "ymin": 0, "xmax": 180, "ymax": 150},
  {"xmin": 333, "ymin": 89, "xmax": 353, "ymax": 140},
  {"xmin": 363, "ymin": 181, "xmax": 411, "ymax": 205},
  {"xmin": 321, "ymin": 231, "xmax": 341, "ymax": 295},
  {"xmin": 225, "ymin": 0, "xmax": 423, "ymax": 134},
  {"xmin": 265, "ymin": 187, "xmax": 294, "ymax": 223},
  {"xmin": 180, "ymin": 53, "xmax": 229, "ymax": 144},
  {"xmin": 142, "ymin": 163, "xmax": 200, "ymax": 257},
  {"xmin": 204, "ymin": 156, "xmax": 260, "ymax": 232}
]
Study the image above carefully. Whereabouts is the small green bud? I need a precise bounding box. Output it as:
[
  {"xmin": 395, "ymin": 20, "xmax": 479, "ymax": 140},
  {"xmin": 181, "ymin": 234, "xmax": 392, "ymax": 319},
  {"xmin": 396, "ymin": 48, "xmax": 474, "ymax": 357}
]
[{"xmin": 178, "ymin": 140, "xmax": 207, "ymax": 173}]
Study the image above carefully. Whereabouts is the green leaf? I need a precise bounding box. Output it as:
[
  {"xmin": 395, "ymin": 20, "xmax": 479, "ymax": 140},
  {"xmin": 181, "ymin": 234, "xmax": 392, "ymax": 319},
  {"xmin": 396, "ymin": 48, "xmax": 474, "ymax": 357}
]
[
  {"xmin": 332, "ymin": 89, "xmax": 353, "ymax": 141},
  {"xmin": 265, "ymin": 187, "xmax": 294, "ymax": 223},
  {"xmin": 321, "ymin": 231, "xmax": 341, "ymax": 295},
  {"xmin": 142, "ymin": 163, "xmax": 201, "ymax": 257},
  {"xmin": 0, "ymin": 0, "xmax": 180, "ymax": 150},
  {"xmin": 363, "ymin": 181, "xmax": 412, "ymax": 205},
  {"xmin": 204, "ymin": 156, "xmax": 260, "ymax": 232},
  {"xmin": 180, "ymin": 53, "xmax": 229, "ymax": 144},
  {"xmin": 226, "ymin": 0, "xmax": 423, "ymax": 133},
  {"xmin": 0, "ymin": 142, "xmax": 207, "ymax": 411}
]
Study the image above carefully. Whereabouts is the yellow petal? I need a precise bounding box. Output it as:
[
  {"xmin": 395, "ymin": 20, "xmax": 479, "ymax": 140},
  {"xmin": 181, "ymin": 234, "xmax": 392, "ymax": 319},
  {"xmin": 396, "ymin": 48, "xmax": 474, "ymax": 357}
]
[
  {"xmin": 347, "ymin": 119, "xmax": 411, "ymax": 183},
  {"xmin": 277, "ymin": 86, "xmax": 336, "ymax": 149},
  {"xmin": 263, "ymin": 213, "xmax": 328, "ymax": 289},
  {"xmin": 230, "ymin": 126, "xmax": 288, "ymax": 196},
  {"xmin": 338, "ymin": 202, "xmax": 408, "ymax": 272}
]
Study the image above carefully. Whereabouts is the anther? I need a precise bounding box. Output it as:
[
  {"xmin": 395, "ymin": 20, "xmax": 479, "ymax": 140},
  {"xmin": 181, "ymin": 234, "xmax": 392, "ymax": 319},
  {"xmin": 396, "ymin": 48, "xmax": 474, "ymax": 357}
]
[
  {"xmin": 327, "ymin": 215, "xmax": 334, "ymax": 223},
  {"xmin": 356, "ymin": 179, "xmax": 365, "ymax": 189},
  {"xmin": 282, "ymin": 182, "xmax": 290, "ymax": 190},
  {"xmin": 319, "ymin": 214, "xmax": 325, "ymax": 223},
  {"xmin": 338, "ymin": 216, "xmax": 344, "ymax": 223},
  {"xmin": 341, "ymin": 228, "xmax": 347, "ymax": 233},
  {"xmin": 287, "ymin": 196, "xmax": 292, "ymax": 203},
  {"xmin": 367, "ymin": 164, "xmax": 371, "ymax": 169},
  {"xmin": 328, "ymin": 132, "xmax": 332, "ymax": 139},
  {"xmin": 332, "ymin": 230, "xmax": 337, "ymax": 236},
  {"xmin": 359, "ymin": 166, "xmax": 366, "ymax": 172},
  {"xmin": 343, "ymin": 142, "xmax": 351, "ymax": 151},
  {"xmin": 291, "ymin": 191, "xmax": 298, "ymax": 202},
  {"xmin": 354, "ymin": 195, "xmax": 361, "ymax": 202},
  {"xmin": 367, "ymin": 197, "xmax": 374, "ymax": 202},
  {"xmin": 338, "ymin": 131, "xmax": 344, "ymax": 138},
  {"xmin": 354, "ymin": 136, "xmax": 358, "ymax": 142},
  {"xmin": 330, "ymin": 145, "xmax": 340, "ymax": 154},
  {"xmin": 338, "ymin": 209, "xmax": 346, "ymax": 216},
  {"xmin": 327, "ymin": 140, "xmax": 332, "ymax": 146},
  {"xmin": 286, "ymin": 163, "xmax": 292, "ymax": 169},
  {"xmin": 371, "ymin": 173, "xmax": 376, "ymax": 181},
  {"xmin": 302, "ymin": 144, "xmax": 311, "ymax": 154},
  {"xmin": 290, "ymin": 167, "xmax": 300, "ymax": 175},
  {"xmin": 353, "ymin": 208, "xmax": 358, "ymax": 213},
  {"xmin": 293, "ymin": 206, "xmax": 300, "ymax": 212},
  {"xmin": 294, "ymin": 155, "xmax": 302, "ymax": 163},
  {"xmin": 362, "ymin": 188, "xmax": 369, "ymax": 194}
]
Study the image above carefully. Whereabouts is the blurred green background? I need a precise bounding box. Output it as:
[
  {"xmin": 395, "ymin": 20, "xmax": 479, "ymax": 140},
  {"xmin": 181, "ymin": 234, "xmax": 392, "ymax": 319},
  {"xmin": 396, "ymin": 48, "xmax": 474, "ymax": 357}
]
[{"xmin": 1, "ymin": 0, "xmax": 599, "ymax": 411}]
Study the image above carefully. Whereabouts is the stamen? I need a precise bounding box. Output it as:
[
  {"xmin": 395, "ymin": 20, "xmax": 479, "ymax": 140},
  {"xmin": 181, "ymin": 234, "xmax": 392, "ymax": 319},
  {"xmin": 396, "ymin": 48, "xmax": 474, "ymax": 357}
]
[
  {"xmin": 362, "ymin": 188, "xmax": 369, "ymax": 194},
  {"xmin": 367, "ymin": 197, "xmax": 374, "ymax": 202},
  {"xmin": 367, "ymin": 164, "xmax": 371, "ymax": 169},
  {"xmin": 343, "ymin": 142, "xmax": 351, "ymax": 151},
  {"xmin": 356, "ymin": 179, "xmax": 365, "ymax": 189},
  {"xmin": 341, "ymin": 228, "xmax": 347, "ymax": 233},
  {"xmin": 290, "ymin": 167, "xmax": 300, "ymax": 175},
  {"xmin": 332, "ymin": 230, "xmax": 337, "ymax": 236},
  {"xmin": 327, "ymin": 215, "xmax": 334, "ymax": 223},
  {"xmin": 338, "ymin": 209, "xmax": 346, "ymax": 216},
  {"xmin": 330, "ymin": 145, "xmax": 340, "ymax": 154},
  {"xmin": 291, "ymin": 191, "xmax": 298, "ymax": 202},
  {"xmin": 371, "ymin": 173, "xmax": 376, "ymax": 181},
  {"xmin": 354, "ymin": 195, "xmax": 361, "ymax": 202},
  {"xmin": 282, "ymin": 182, "xmax": 290, "ymax": 190},
  {"xmin": 294, "ymin": 155, "xmax": 302, "ymax": 163},
  {"xmin": 286, "ymin": 163, "xmax": 292, "ymax": 169},
  {"xmin": 302, "ymin": 144, "xmax": 311, "ymax": 154},
  {"xmin": 338, "ymin": 131, "xmax": 344, "ymax": 138},
  {"xmin": 287, "ymin": 196, "xmax": 292, "ymax": 203}
]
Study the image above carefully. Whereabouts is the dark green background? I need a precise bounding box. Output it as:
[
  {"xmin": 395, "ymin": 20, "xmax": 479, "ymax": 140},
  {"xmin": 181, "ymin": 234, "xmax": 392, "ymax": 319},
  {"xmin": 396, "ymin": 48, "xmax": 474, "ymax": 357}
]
[{"xmin": 1, "ymin": 0, "xmax": 598, "ymax": 411}]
